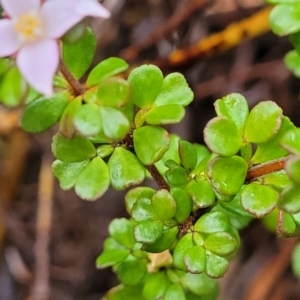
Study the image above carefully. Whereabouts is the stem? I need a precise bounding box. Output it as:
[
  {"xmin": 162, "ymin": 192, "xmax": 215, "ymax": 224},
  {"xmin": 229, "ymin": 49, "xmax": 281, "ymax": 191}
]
[
  {"xmin": 59, "ymin": 60, "xmax": 85, "ymax": 96},
  {"xmin": 246, "ymin": 157, "xmax": 287, "ymax": 181}
]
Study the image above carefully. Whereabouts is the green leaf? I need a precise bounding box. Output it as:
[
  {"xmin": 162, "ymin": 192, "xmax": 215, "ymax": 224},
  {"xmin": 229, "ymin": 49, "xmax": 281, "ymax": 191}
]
[
  {"xmin": 164, "ymin": 283, "xmax": 186, "ymax": 300},
  {"xmin": 204, "ymin": 117, "xmax": 242, "ymax": 156},
  {"xmin": 280, "ymin": 128, "xmax": 300, "ymax": 154},
  {"xmin": 95, "ymin": 77, "xmax": 130, "ymax": 108},
  {"xmin": 154, "ymin": 72, "xmax": 193, "ymax": 106},
  {"xmin": 251, "ymin": 116, "xmax": 295, "ymax": 164},
  {"xmin": 204, "ymin": 232, "xmax": 237, "ymax": 257},
  {"xmin": 96, "ymin": 238, "xmax": 130, "ymax": 268},
  {"xmin": 207, "ymin": 156, "xmax": 248, "ymax": 196},
  {"xmin": 87, "ymin": 57, "xmax": 129, "ymax": 87},
  {"xmin": 146, "ymin": 104, "xmax": 185, "ymax": 125},
  {"xmin": 185, "ymin": 179, "xmax": 215, "ymax": 208},
  {"xmin": 244, "ymin": 101, "xmax": 282, "ymax": 143},
  {"xmin": 285, "ymin": 156, "xmax": 300, "ymax": 184},
  {"xmin": 0, "ymin": 58, "xmax": 10, "ymax": 77},
  {"xmin": 105, "ymin": 285, "xmax": 146, "ymax": 300},
  {"xmin": 151, "ymin": 189, "xmax": 176, "ymax": 221},
  {"xmin": 205, "ymin": 250, "xmax": 229, "ymax": 278},
  {"xmin": 241, "ymin": 183, "xmax": 278, "ymax": 217},
  {"xmin": 73, "ymin": 103, "xmax": 102, "ymax": 136},
  {"xmin": 52, "ymin": 159, "xmax": 89, "ymax": 190},
  {"xmin": 179, "ymin": 140, "xmax": 198, "ymax": 172},
  {"xmin": 214, "ymin": 93, "xmax": 249, "ymax": 132},
  {"xmin": 75, "ymin": 157, "xmax": 110, "ymax": 200},
  {"xmin": 100, "ymin": 107, "xmax": 130, "ymax": 140},
  {"xmin": 284, "ymin": 50, "xmax": 300, "ymax": 77},
  {"xmin": 59, "ymin": 97, "xmax": 82, "ymax": 138},
  {"xmin": 290, "ymin": 31, "xmax": 300, "ymax": 54},
  {"xmin": 0, "ymin": 66, "xmax": 26, "ymax": 107},
  {"xmin": 183, "ymin": 245, "xmax": 206, "ymax": 274},
  {"xmin": 52, "ymin": 133, "xmax": 96, "ymax": 162},
  {"xmin": 155, "ymin": 134, "xmax": 181, "ymax": 175},
  {"xmin": 125, "ymin": 187, "xmax": 156, "ymax": 214},
  {"xmin": 166, "ymin": 166, "xmax": 188, "ymax": 186},
  {"xmin": 128, "ymin": 65, "xmax": 163, "ymax": 109},
  {"xmin": 171, "ymin": 188, "xmax": 193, "ymax": 223},
  {"xmin": 108, "ymin": 147, "xmax": 145, "ymax": 190},
  {"xmin": 142, "ymin": 226, "xmax": 178, "ymax": 253},
  {"xmin": 279, "ymin": 211, "xmax": 300, "ymax": 237},
  {"xmin": 20, "ymin": 92, "xmax": 69, "ymax": 133},
  {"xmin": 134, "ymin": 220, "xmax": 164, "ymax": 244},
  {"xmin": 269, "ymin": 4, "xmax": 300, "ymax": 36},
  {"xmin": 96, "ymin": 144, "xmax": 114, "ymax": 158},
  {"xmin": 133, "ymin": 125, "xmax": 170, "ymax": 165},
  {"xmin": 279, "ymin": 184, "xmax": 300, "ymax": 213},
  {"xmin": 173, "ymin": 233, "xmax": 194, "ymax": 271},
  {"xmin": 62, "ymin": 27, "xmax": 96, "ymax": 79},
  {"xmin": 180, "ymin": 273, "xmax": 219, "ymax": 297},
  {"xmin": 116, "ymin": 258, "xmax": 147, "ymax": 285},
  {"xmin": 108, "ymin": 218, "xmax": 136, "ymax": 248},
  {"xmin": 291, "ymin": 243, "xmax": 300, "ymax": 279},
  {"xmin": 142, "ymin": 272, "xmax": 169, "ymax": 300},
  {"xmin": 131, "ymin": 198, "xmax": 158, "ymax": 222},
  {"xmin": 194, "ymin": 211, "xmax": 231, "ymax": 234}
]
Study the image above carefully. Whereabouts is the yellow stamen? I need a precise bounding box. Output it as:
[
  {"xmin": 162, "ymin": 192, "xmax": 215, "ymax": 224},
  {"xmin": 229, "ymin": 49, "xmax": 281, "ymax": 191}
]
[{"xmin": 13, "ymin": 11, "xmax": 43, "ymax": 42}]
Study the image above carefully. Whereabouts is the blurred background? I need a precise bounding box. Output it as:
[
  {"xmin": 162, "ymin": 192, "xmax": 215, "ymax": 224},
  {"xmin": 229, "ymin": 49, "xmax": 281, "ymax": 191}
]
[{"xmin": 1, "ymin": 0, "xmax": 300, "ymax": 299}]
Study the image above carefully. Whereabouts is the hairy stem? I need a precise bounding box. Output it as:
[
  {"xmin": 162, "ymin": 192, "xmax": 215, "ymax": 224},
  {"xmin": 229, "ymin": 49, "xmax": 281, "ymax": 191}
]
[
  {"xmin": 246, "ymin": 157, "xmax": 287, "ymax": 181},
  {"xmin": 59, "ymin": 60, "xmax": 85, "ymax": 96}
]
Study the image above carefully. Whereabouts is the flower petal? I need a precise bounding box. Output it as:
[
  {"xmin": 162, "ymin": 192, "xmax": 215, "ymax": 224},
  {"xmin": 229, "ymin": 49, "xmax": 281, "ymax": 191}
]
[
  {"xmin": 16, "ymin": 39, "xmax": 59, "ymax": 96},
  {"xmin": 0, "ymin": 0, "xmax": 40, "ymax": 18},
  {"xmin": 0, "ymin": 19, "xmax": 21, "ymax": 56},
  {"xmin": 41, "ymin": 0, "xmax": 83, "ymax": 38},
  {"xmin": 75, "ymin": 0, "xmax": 111, "ymax": 18}
]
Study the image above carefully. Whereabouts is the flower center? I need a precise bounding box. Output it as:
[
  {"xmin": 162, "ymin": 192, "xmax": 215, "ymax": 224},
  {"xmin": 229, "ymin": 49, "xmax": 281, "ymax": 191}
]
[{"xmin": 13, "ymin": 11, "xmax": 43, "ymax": 42}]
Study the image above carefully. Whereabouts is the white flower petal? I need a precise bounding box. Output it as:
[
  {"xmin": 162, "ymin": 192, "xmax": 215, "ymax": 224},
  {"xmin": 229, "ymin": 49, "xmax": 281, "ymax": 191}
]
[
  {"xmin": 16, "ymin": 39, "xmax": 59, "ymax": 96},
  {"xmin": 0, "ymin": 19, "xmax": 21, "ymax": 56},
  {"xmin": 76, "ymin": 0, "xmax": 111, "ymax": 18},
  {"xmin": 0, "ymin": 0, "xmax": 40, "ymax": 18},
  {"xmin": 41, "ymin": 0, "xmax": 83, "ymax": 38}
]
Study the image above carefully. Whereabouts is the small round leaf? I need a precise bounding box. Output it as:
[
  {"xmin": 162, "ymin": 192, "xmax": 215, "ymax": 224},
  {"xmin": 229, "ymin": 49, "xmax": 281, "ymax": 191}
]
[
  {"xmin": 183, "ymin": 245, "xmax": 206, "ymax": 274},
  {"xmin": 52, "ymin": 159, "xmax": 89, "ymax": 190},
  {"xmin": 134, "ymin": 220, "xmax": 164, "ymax": 244},
  {"xmin": 204, "ymin": 232, "xmax": 237, "ymax": 257},
  {"xmin": 133, "ymin": 125, "xmax": 170, "ymax": 165},
  {"xmin": 128, "ymin": 65, "xmax": 163, "ymax": 109},
  {"xmin": 20, "ymin": 92, "xmax": 69, "ymax": 133},
  {"xmin": 125, "ymin": 187, "xmax": 156, "ymax": 213},
  {"xmin": 207, "ymin": 156, "xmax": 248, "ymax": 196},
  {"xmin": 108, "ymin": 147, "xmax": 145, "ymax": 190},
  {"xmin": 52, "ymin": 133, "xmax": 96, "ymax": 162},
  {"xmin": 185, "ymin": 179, "xmax": 215, "ymax": 208},
  {"xmin": 244, "ymin": 101, "xmax": 282, "ymax": 143},
  {"xmin": 146, "ymin": 104, "xmax": 185, "ymax": 125},
  {"xmin": 151, "ymin": 189, "xmax": 176, "ymax": 221},
  {"xmin": 171, "ymin": 188, "xmax": 193, "ymax": 223},
  {"xmin": 205, "ymin": 250, "xmax": 229, "ymax": 278},
  {"xmin": 279, "ymin": 184, "xmax": 300, "ymax": 213},
  {"xmin": 73, "ymin": 103, "xmax": 102, "ymax": 136},
  {"xmin": 75, "ymin": 157, "xmax": 110, "ymax": 200},
  {"xmin": 241, "ymin": 183, "xmax": 278, "ymax": 217},
  {"xmin": 204, "ymin": 116, "xmax": 242, "ymax": 156},
  {"xmin": 87, "ymin": 57, "xmax": 129, "ymax": 87}
]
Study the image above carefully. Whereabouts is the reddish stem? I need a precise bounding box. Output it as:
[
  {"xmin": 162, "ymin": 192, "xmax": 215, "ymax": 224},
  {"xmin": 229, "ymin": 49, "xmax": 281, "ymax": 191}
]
[
  {"xmin": 59, "ymin": 60, "xmax": 85, "ymax": 96},
  {"xmin": 246, "ymin": 157, "xmax": 287, "ymax": 181}
]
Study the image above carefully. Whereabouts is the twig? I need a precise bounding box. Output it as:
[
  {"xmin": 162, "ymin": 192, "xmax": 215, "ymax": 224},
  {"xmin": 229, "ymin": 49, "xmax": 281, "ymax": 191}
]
[
  {"xmin": 59, "ymin": 60, "xmax": 85, "ymax": 96},
  {"xmin": 246, "ymin": 157, "xmax": 287, "ymax": 181},
  {"xmin": 244, "ymin": 237, "xmax": 298, "ymax": 300},
  {"xmin": 153, "ymin": 6, "xmax": 271, "ymax": 69},
  {"xmin": 29, "ymin": 154, "xmax": 54, "ymax": 300},
  {"xmin": 120, "ymin": 0, "xmax": 207, "ymax": 61}
]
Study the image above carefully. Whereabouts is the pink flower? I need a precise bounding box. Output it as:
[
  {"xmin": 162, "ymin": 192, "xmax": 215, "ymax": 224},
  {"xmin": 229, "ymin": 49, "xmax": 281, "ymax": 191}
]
[{"xmin": 0, "ymin": 0, "xmax": 110, "ymax": 96}]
